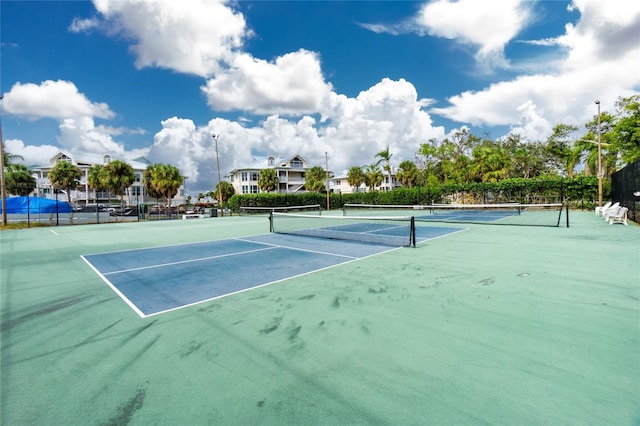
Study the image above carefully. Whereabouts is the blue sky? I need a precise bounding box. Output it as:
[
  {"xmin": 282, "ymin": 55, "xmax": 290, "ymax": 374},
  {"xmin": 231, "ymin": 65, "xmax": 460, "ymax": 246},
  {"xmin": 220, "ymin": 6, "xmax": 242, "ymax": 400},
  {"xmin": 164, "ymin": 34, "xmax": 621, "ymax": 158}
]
[{"xmin": 2, "ymin": 0, "xmax": 639, "ymax": 194}]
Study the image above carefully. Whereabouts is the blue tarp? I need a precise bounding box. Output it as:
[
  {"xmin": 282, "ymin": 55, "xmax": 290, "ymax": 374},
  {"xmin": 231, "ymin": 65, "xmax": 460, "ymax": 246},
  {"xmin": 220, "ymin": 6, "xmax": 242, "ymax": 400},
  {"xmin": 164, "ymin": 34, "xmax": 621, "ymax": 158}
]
[{"xmin": 0, "ymin": 196, "xmax": 73, "ymax": 214}]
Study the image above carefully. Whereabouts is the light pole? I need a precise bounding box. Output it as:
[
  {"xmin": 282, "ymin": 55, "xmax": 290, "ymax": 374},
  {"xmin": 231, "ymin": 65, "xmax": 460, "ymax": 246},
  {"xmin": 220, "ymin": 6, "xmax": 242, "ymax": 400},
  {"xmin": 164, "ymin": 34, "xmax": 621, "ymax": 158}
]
[
  {"xmin": 325, "ymin": 152, "xmax": 330, "ymax": 211},
  {"xmin": 212, "ymin": 134, "xmax": 223, "ymax": 216},
  {"xmin": 595, "ymin": 100, "xmax": 603, "ymax": 207}
]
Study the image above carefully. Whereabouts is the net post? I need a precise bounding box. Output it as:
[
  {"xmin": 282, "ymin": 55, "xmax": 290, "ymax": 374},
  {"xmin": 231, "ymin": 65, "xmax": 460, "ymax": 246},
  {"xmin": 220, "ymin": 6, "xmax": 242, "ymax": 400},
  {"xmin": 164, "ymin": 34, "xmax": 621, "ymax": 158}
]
[
  {"xmin": 269, "ymin": 212, "xmax": 274, "ymax": 232},
  {"xmin": 410, "ymin": 216, "xmax": 416, "ymax": 247},
  {"xmin": 565, "ymin": 203, "xmax": 570, "ymax": 228}
]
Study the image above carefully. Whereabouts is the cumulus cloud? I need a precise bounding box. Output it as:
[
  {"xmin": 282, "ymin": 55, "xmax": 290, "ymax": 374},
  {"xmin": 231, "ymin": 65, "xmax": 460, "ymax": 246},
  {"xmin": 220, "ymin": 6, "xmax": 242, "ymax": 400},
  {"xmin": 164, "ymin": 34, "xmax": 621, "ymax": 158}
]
[
  {"xmin": 148, "ymin": 78, "xmax": 445, "ymax": 192},
  {"xmin": 4, "ymin": 139, "xmax": 60, "ymax": 166},
  {"xmin": 1, "ymin": 80, "xmax": 114, "ymax": 120},
  {"xmin": 72, "ymin": 0, "xmax": 248, "ymax": 77},
  {"xmin": 360, "ymin": 0, "xmax": 534, "ymax": 71},
  {"xmin": 415, "ymin": 0, "xmax": 533, "ymax": 70},
  {"xmin": 432, "ymin": 0, "xmax": 640, "ymax": 137},
  {"xmin": 201, "ymin": 50, "xmax": 333, "ymax": 115}
]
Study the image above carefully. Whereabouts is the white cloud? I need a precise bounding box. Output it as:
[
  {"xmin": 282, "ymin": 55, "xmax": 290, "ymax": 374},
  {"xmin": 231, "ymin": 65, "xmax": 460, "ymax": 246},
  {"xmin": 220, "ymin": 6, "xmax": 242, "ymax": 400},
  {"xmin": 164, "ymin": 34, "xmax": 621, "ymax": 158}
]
[
  {"xmin": 508, "ymin": 100, "xmax": 553, "ymax": 141},
  {"xmin": 58, "ymin": 116, "xmax": 127, "ymax": 155},
  {"xmin": 1, "ymin": 80, "xmax": 114, "ymax": 120},
  {"xmin": 360, "ymin": 0, "xmax": 534, "ymax": 71},
  {"xmin": 148, "ymin": 78, "xmax": 445, "ymax": 193},
  {"xmin": 4, "ymin": 139, "xmax": 60, "ymax": 166},
  {"xmin": 79, "ymin": 0, "xmax": 248, "ymax": 77},
  {"xmin": 415, "ymin": 0, "xmax": 533, "ymax": 70},
  {"xmin": 201, "ymin": 50, "xmax": 333, "ymax": 115},
  {"xmin": 432, "ymin": 0, "xmax": 640, "ymax": 135}
]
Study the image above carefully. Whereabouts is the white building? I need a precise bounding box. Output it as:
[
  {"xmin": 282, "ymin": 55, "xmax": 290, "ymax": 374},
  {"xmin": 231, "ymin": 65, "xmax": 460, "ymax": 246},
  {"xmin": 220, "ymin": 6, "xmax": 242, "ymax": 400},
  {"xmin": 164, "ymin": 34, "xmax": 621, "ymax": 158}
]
[
  {"xmin": 32, "ymin": 151, "xmax": 186, "ymax": 207},
  {"xmin": 227, "ymin": 154, "xmax": 330, "ymax": 194},
  {"xmin": 330, "ymin": 165, "xmax": 401, "ymax": 194}
]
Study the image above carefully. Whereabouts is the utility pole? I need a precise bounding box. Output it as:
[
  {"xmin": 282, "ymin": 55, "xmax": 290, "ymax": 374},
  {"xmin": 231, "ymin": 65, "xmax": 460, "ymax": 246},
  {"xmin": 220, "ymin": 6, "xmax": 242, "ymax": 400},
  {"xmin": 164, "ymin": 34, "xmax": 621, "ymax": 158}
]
[
  {"xmin": 595, "ymin": 100, "xmax": 603, "ymax": 207},
  {"xmin": 212, "ymin": 134, "xmax": 223, "ymax": 217}
]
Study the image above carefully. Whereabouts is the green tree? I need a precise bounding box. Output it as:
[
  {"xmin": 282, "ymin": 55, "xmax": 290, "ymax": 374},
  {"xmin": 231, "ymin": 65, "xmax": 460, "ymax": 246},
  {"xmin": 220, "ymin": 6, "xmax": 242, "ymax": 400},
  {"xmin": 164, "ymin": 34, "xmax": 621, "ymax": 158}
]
[
  {"xmin": 48, "ymin": 161, "xmax": 82, "ymax": 205},
  {"xmin": 363, "ymin": 164, "xmax": 383, "ymax": 191},
  {"xmin": 87, "ymin": 164, "xmax": 108, "ymax": 202},
  {"xmin": 304, "ymin": 166, "xmax": 326, "ymax": 192},
  {"xmin": 471, "ymin": 141, "xmax": 511, "ymax": 182},
  {"xmin": 610, "ymin": 95, "xmax": 640, "ymax": 165},
  {"xmin": 2, "ymin": 144, "xmax": 23, "ymax": 167},
  {"xmin": 214, "ymin": 181, "xmax": 235, "ymax": 207},
  {"xmin": 258, "ymin": 168, "xmax": 279, "ymax": 192},
  {"xmin": 102, "ymin": 160, "xmax": 135, "ymax": 207},
  {"xmin": 396, "ymin": 160, "xmax": 419, "ymax": 187},
  {"xmin": 346, "ymin": 166, "xmax": 365, "ymax": 192},
  {"xmin": 375, "ymin": 145, "xmax": 393, "ymax": 190},
  {"xmin": 545, "ymin": 124, "xmax": 580, "ymax": 177},
  {"xmin": 6, "ymin": 164, "xmax": 36, "ymax": 196},
  {"xmin": 144, "ymin": 163, "xmax": 183, "ymax": 207}
]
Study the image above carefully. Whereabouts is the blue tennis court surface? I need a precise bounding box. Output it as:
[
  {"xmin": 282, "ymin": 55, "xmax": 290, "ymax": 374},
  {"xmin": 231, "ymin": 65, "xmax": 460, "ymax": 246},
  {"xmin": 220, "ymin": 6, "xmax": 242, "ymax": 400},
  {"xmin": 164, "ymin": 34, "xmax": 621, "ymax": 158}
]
[{"xmin": 82, "ymin": 226, "xmax": 463, "ymax": 317}]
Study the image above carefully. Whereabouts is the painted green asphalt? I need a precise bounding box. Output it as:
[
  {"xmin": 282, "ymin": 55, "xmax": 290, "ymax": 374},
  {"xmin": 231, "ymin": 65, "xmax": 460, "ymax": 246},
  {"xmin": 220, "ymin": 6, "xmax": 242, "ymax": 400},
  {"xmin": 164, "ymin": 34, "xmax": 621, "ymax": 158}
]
[{"xmin": 1, "ymin": 212, "xmax": 638, "ymax": 425}]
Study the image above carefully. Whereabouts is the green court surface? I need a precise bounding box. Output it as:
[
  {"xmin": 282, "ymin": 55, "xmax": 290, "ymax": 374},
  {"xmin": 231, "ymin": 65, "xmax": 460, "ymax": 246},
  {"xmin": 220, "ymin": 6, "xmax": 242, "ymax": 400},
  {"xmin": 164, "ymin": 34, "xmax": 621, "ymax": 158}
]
[{"xmin": 1, "ymin": 212, "xmax": 638, "ymax": 425}]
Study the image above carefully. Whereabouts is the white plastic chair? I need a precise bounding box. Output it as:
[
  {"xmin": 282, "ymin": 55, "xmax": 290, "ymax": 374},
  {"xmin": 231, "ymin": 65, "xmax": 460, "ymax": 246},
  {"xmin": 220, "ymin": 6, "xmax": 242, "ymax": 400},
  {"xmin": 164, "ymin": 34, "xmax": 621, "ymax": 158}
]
[
  {"xmin": 595, "ymin": 201, "xmax": 612, "ymax": 216},
  {"xmin": 602, "ymin": 202, "xmax": 620, "ymax": 220},
  {"xmin": 607, "ymin": 207, "xmax": 628, "ymax": 225}
]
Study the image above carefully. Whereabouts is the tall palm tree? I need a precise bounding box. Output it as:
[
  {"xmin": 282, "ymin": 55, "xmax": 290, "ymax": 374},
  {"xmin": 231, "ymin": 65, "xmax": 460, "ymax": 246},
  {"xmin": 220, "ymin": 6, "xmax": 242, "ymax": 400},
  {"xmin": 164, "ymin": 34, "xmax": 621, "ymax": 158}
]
[
  {"xmin": 258, "ymin": 168, "xmax": 279, "ymax": 192},
  {"xmin": 396, "ymin": 160, "xmax": 418, "ymax": 187},
  {"xmin": 145, "ymin": 163, "xmax": 183, "ymax": 207},
  {"xmin": 87, "ymin": 164, "xmax": 107, "ymax": 203},
  {"xmin": 103, "ymin": 160, "xmax": 135, "ymax": 207},
  {"xmin": 346, "ymin": 166, "xmax": 365, "ymax": 192},
  {"xmin": 47, "ymin": 161, "xmax": 82, "ymax": 205},
  {"xmin": 375, "ymin": 145, "xmax": 393, "ymax": 190},
  {"xmin": 304, "ymin": 166, "xmax": 326, "ymax": 192},
  {"xmin": 363, "ymin": 164, "xmax": 383, "ymax": 191}
]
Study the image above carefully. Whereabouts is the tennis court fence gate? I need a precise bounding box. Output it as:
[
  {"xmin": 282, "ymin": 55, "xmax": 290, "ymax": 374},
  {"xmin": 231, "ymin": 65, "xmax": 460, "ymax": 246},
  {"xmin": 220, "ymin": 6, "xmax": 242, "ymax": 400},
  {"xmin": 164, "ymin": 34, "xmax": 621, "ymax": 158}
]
[{"xmin": 611, "ymin": 159, "xmax": 640, "ymax": 224}]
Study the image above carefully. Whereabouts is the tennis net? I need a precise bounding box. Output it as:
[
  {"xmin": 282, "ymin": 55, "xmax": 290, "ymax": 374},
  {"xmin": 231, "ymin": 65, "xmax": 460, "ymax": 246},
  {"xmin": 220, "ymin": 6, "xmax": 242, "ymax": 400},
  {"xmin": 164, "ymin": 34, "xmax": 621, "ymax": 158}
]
[
  {"xmin": 270, "ymin": 212, "xmax": 416, "ymax": 247},
  {"xmin": 239, "ymin": 204, "xmax": 321, "ymax": 215},
  {"xmin": 343, "ymin": 203, "xmax": 567, "ymax": 227}
]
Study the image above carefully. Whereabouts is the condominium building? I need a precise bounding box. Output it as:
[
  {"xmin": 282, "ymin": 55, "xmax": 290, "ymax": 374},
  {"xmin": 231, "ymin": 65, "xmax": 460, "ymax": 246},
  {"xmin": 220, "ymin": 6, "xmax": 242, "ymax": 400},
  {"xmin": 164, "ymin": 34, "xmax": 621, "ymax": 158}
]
[
  {"xmin": 32, "ymin": 151, "xmax": 185, "ymax": 206},
  {"xmin": 227, "ymin": 154, "xmax": 327, "ymax": 194}
]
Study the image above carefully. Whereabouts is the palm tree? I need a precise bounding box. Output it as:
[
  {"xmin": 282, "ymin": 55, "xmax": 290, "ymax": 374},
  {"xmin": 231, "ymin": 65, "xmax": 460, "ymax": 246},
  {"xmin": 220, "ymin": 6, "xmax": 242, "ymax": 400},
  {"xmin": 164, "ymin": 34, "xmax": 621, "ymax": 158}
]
[
  {"xmin": 304, "ymin": 166, "xmax": 326, "ymax": 192},
  {"xmin": 87, "ymin": 164, "xmax": 107, "ymax": 203},
  {"xmin": 102, "ymin": 160, "xmax": 135, "ymax": 207},
  {"xmin": 396, "ymin": 160, "xmax": 418, "ymax": 187},
  {"xmin": 214, "ymin": 181, "xmax": 235, "ymax": 206},
  {"xmin": 347, "ymin": 166, "xmax": 365, "ymax": 192},
  {"xmin": 47, "ymin": 161, "xmax": 82, "ymax": 205},
  {"xmin": 258, "ymin": 168, "xmax": 279, "ymax": 192},
  {"xmin": 144, "ymin": 163, "xmax": 183, "ymax": 208},
  {"xmin": 363, "ymin": 164, "xmax": 383, "ymax": 191},
  {"xmin": 375, "ymin": 145, "xmax": 393, "ymax": 190}
]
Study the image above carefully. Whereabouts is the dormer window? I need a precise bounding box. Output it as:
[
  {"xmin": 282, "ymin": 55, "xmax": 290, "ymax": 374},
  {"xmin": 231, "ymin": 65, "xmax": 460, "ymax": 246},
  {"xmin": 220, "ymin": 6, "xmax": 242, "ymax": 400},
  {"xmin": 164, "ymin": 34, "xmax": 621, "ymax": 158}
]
[
  {"xmin": 290, "ymin": 158, "xmax": 303, "ymax": 168},
  {"xmin": 56, "ymin": 154, "xmax": 72, "ymax": 164},
  {"xmin": 103, "ymin": 155, "xmax": 111, "ymax": 164},
  {"xmin": 268, "ymin": 156, "xmax": 275, "ymax": 166}
]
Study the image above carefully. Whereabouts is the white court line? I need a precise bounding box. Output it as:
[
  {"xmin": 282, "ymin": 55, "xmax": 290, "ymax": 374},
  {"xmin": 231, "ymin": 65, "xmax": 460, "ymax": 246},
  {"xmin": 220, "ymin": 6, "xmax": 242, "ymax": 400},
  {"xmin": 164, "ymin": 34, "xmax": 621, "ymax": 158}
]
[{"xmin": 102, "ymin": 246, "xmax": 278, "ymax": 275}]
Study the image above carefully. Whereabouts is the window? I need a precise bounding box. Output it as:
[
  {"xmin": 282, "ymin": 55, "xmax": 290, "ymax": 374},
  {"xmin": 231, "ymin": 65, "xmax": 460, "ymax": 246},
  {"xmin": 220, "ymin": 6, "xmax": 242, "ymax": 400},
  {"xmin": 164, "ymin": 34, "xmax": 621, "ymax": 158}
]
[
  {"xmin": 268, "ymin": 157, "xmax": 275, "ymax": 166},
  {"xmin": 290, "ymin": 159, "xmax": 303, "ymax": 168},
  {"xmin": 251, "ymin": 185, "xmax": 259, "ymax": 193},
  {"xmin": 241, "ymin": 172, "xmax": 248, "ymax": 181},
  {"xmin": 103, "ymin": 155, "xmax": 111, "ymax": 164},
  {"xmin": 135, "ymin": 173, "xmax": 141, "ymax": 182},
  {"xmin": 250, "ymin": 172, "xmax": 259, "ymax": 181}
]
